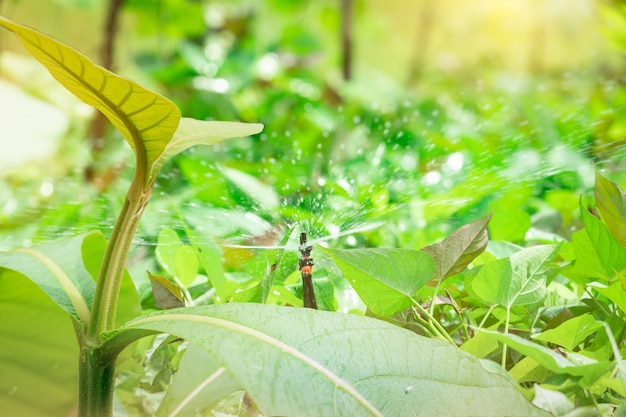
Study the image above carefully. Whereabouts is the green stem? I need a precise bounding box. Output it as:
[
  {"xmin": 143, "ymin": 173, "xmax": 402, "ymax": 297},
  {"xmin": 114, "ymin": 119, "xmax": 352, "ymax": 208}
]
[
  {"xmin": 87, "ymin": 192, "xmax": 147, "ymax": 340},
  {"xmin": 477, "ymin": 304, "xmax": 497, "ymax": 329},
  {"xmin": 428, "ymin": 278, "xmax": 442, "ymax": 317},
  {"xmin": 411, "ymin": 298, "xmax": 455, "ymax": 344},
  {"xmin": 78, "ymin": 344, "xmax": 116, "ymax": 417},
  {"xmin": 501, "ymin": 307, "xmax": 511, "ymax": 369}
]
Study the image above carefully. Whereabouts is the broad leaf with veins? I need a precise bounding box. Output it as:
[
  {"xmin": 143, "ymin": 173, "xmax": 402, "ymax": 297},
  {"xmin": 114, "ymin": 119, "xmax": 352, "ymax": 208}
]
[
  {"xmin": 104, "ymin": 304, "xmax": 550, "ymax": 417},
  {"xmin": 421, "ymin": 213, "xmax": 492, "ymax": 280},
  {"xmin": 0, "ymin": 16, "xmax": 262, "ymax": 188}
]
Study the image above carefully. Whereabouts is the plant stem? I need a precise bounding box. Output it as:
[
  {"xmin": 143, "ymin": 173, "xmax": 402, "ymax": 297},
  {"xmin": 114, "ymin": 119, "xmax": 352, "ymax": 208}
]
[
  {"xmin": 78, "ymin": 344, "xmax": 116, "ymax": 417},
  {"xmin": 501, "ymin": 307, "xmax": 511, "ymax": 369},
  {"xmin": 411, "ymin": 299, "xmax": 455, "ymax": 344},
  {"xmin": 87, "ymin": 189, "xmax": 148, "ymax": 341}
]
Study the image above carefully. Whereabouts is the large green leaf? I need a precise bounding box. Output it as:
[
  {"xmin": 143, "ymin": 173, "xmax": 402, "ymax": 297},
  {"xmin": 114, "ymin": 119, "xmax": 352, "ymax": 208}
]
[
  {"xmin": 107, "ymin": 304, "xmax": 549, "ymax": 417},
  {"xmin": 320, "ymin": 248, "xmax": 434, "ymax": 317},
  {"xmin": 472, "ymin": 244, "xmax": 559, "ymax": 307},
  {"xmin": 0, "ymin": 270, "xmax": 78, "ymax": 417},
  {"xmin": 421, "ymin": 213, "xmax": 491, "ymax": 280},
  {"xmin": 595, "ymin": 168, "xmax": 626, "ymax": 247},
  {"xmin": 566, "ymin": 206, "xmax": 626, "ymax": 282},
  {"xmin": 0, "ymin": 15, "xmax": 180, "ymax": 179},
  {"xmin": 0, "ymin": 16, "xmax": 263, "ymax": 188},
  {"xmin": 0, "ymin": 233, "xmax": 97, "ymax": 326}
]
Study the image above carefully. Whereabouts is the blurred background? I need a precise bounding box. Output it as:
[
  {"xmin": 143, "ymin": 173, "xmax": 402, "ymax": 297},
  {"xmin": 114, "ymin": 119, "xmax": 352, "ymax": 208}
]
[{"xmin": 1, "ymin": 0, "xmax": 626, "ymax": 282}]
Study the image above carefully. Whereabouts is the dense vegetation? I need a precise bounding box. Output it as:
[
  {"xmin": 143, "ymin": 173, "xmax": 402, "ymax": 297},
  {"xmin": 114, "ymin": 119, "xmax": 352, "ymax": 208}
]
[{"xmin": 2, "ymin": 1, "xmax": 626, "ymax": 416}]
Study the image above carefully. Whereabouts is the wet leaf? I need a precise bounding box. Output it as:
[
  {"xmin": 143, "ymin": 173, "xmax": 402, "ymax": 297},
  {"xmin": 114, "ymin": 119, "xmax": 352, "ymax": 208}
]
[
  {"xmin": 472, "ymin": 244, "xmax": 559, "ymax": 308},
  {"xmin": 421, "ymin": 213, "xmax": 491, "ymax": 280},
  {"xmin": 595, "ymin": 168, "xmax": 626, "ymax": 247},
  {"xmin": 319, "ymin": 247, "xmax": 434, "ymax": 317},
  {"xmin": 148, "ymin": 272, "xmax": 185, "ymax": 309},
  {"xmin": 108, "ymin": 304, "xmax": 550, "ymax": 417}
]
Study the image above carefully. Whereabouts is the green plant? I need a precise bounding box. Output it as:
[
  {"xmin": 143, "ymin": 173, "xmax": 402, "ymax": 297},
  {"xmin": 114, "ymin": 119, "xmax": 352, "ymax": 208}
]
[{"xmin": 0, "ymin": 16, "xmax": 553, "ymax": 417}]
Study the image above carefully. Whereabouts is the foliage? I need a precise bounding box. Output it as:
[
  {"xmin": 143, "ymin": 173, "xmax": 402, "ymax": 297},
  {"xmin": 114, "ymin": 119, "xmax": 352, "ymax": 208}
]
[{"xmin": 3, "ymin": 2, "xmax": 626, "ymax": 417}]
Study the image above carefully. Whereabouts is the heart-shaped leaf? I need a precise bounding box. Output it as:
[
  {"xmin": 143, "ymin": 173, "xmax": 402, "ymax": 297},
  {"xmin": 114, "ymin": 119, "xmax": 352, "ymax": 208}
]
[
  {"xmin": 320, "ymin": 248, "xmax": 434, "ymax": 317},
  {"xmin": 421, "ymin": 213, "xmax": 491, "ymax": 280},
  {"xmin": 106, "ymin": 304, "xmax": 549, "ymax": 417},
  {"xmin": 532, "ymin": 313, "xmax": 603, "ymax": 351},
  {"xmin": 595, "ymin": 168, "xmax": 626, "ymax": 247},
  {"xmin": 472, "ymin": 244, "xmax": 559, "ymax": 308}
]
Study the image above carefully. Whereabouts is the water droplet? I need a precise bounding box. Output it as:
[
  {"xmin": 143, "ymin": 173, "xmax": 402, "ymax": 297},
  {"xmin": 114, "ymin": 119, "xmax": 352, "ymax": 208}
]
[{"xmin": 40, "ymin": 182, "xmax": 54, "ymax": 197}]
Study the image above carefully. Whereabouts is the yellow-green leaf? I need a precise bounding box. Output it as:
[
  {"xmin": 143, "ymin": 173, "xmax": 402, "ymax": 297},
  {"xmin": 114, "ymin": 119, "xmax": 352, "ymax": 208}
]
[
  {"xmin": 149, "ymin": 118, "xmax": 263, "ymax": 182},
  {"xmin": 0, "ymin": 15, "xmax": 181, "ymax": 182}
]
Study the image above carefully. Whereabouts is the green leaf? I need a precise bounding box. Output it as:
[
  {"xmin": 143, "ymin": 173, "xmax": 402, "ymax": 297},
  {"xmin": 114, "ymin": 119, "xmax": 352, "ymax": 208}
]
[
  {"xmin": 149, "ymin": 118, "xmax": 263, "ymax": 185},
  {"xmin": 472, "ymin": 244, "xmax": 559, "ymax": 307},
  {"xmin": 156, "ymin": 227, "xmax": 182, "ymax": 277},
  {"xmin": 566, "ymin": 205, "xmax": 626, "ymax": 282},
  {"xmin": 320, "ymin": 247, "xmax": 435, "ymax": 317},
  {"xmin": 421, "ymin": 213, "xmax": 491, "ymax": 280},
  {"xmin": 174, "ymin": 245, "xmax": 199, "ymax": 287},
  {"xmin": 595, "ymin": 280, "xmax": 626, "ymax": 316},
  {"xmin": 109, "ymin": 304, "xmax": 549, "ymax": 417},
  {"xmin": 193, "ymin": 234, "xmax": 233, "ymax": 302},
  {"xmin": 595, "ymin": 168, "xmax": 626, "ymax": 247},
  {"xmin": 0, "ymin": 270, "xmax": 78, "ymax": 417},
  {"xmin": 0, "ymin": 232, "xmax": 97, "ymax": 326},
  {"xmin": 532, "ymin": 385, "xmax": 574, "ymax": 417},
  {"xmin": 0, "ymin": 16, "xmax": 262, "ymax": 188},
  {"xmin": 477, "ymin": 329, "xmax": 611, "ymax": 383},
  {"xmin": 156, "ymin": 344, "xmax": 239, "ymax": 417},
  {"xmin": 0, "ymin": 15, "xmax": 180, "ymax": 184},
  {"xmin": 531, "ymin": 314, "xmax": 603, "ymax": 351},
  {"xmin": 148, "ymin": 272, "xmax": 185, "ymax": 309}
]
